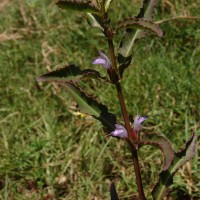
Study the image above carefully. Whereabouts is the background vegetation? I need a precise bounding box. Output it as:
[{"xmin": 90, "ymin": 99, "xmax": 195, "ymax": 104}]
[{"xmin": 0, "ymin": 0, "xmax": 199, "ymax": 199}]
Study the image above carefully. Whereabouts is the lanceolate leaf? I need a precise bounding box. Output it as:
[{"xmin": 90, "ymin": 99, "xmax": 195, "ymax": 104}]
[
  {"xmin": 37, "ymin": 65, "xmax": 106, "ymax": 83},
  {"xmin": 136, "ymin": 0, "xmax": 156, "ymax": 20},
  {"xmin": 110, "ymin": 182, "xmax": 119, "ymax": 200},
  {"xmin": 57, "ymin": 0, "xmax": 100, "ymax": 14},
  {"xmin": 139, "ymin": 133, "xmax": 174, "ymax": 171},
  {"xmin": 104, "ymin": 0, "xmax": 113, "ymax": 12},
  {"xmin": 116, "ymin": 18, "xmax": 163, "ymax": 38},
  {"xmin": 152, "ymin": 134, "xmax": 197, "ymax": 200},
  {"xmin": 86, "ymin": 13, "xmax": 105, "ymax": 31},
  {"xmin": 117, "ymin": 0, "xmax": 157, "ymax": 77},
  {"xmin": 59, "ymin": 82, "xmax": 116, "ymax": 131}
]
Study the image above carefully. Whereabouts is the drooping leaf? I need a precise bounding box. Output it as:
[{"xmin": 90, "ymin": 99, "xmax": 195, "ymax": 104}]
[
  {"xmin": 104, "ymin": 0, "xmax": 113, "ymax": 12},
  {"xmin": 56, "ymin": 0, "xmax": 100, "ymax": 14},
  {"xmin": 59, "ymin": 82, "xmax": 116, "ymax": 131},
  {"xmin": 117, "ymin": 0, "xmax": 157, "ymax": 77},
  {"xmin": 152, "ymin": 134, "xmax": 197, "ymax": 200},
  {"xmin": 110, "ymin": 182, "xmax": 119, "ymax": 200},
  {"xmin": 37, "ymin": 65, "xmax": 106, "ymax": 83},
  {"xmin": 86, "ymin": 13, "xmax": 105, "ymax": 31},
  {"xmin": 116, "ymin": 18, "xmax": 163, "ymax": 38},
  {"xmin": 139, "ymin": 133, "xmax": 174, "ymax": 171}
]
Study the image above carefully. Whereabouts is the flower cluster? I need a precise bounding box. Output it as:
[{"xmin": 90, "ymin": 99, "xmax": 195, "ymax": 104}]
[
  {"xmin": 110, "ymin": 115, "xmax": 148, "ymax": 139},
  {"xmin": 92, "ymin": 53, "xmax": 148, "ymax": 139}
]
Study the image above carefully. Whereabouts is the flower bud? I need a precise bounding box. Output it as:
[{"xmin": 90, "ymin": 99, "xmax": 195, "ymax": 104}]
[{"xmin": 133, "ymin": 115, "xmax": 148, "ymax": 132}]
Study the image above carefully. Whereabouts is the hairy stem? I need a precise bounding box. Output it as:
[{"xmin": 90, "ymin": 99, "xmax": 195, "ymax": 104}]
[{"xmin": 107, "ymin": 38, "xmax": 146, "ymax": 200}]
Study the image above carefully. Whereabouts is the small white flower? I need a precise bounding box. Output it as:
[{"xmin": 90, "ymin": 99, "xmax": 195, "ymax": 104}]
[
  {"xmin": 92, "ymin": 51, "xmax": 111, "ymax": 69},
  {"xmin": 133, "ymin": 115, "xmax": 148, "ymax": 132},
  {"xmin": 110, "ymin": 124, "xmax": 128, "ymax": 138}
]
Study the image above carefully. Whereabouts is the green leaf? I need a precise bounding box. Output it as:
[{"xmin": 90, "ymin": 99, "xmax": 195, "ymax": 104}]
[
  {"xmin": 117, "ymin": 0, "xmax": 157, "ymax": 77},
  {"xmin": 110, "ymin": 182, "xmax": 119, "ymax": 200},
  {"xmin": 86, "ymin": 13, "xmax": 105, "ymax": 31},
  {"xmin": 137, "ymin": 0, "xmax": 156, "ymax": 20},
  {"xmin": 59, "ymin": 82, "xmax": 116, "ymax": 131},
  {"xmin": 116, "ymin": 18, "xmax": 163, "ymax": 38},
  {"xmin": 104, "ymin": 0, "xmax": 112, "ymax": 12},
  {"xmin": 57, "ymin": 0, "xmax": 100, "ymax": 14},
  {"xmin": 152, "ymin": 134, "xmax": 197, "ymax": 200},
  {"xmin": 36, "ymin": 65, "xmax": 106, "ymax": 83},
  {"xmin": 139, "ymin": 133, "xmax": 174, "ymax": 171}
]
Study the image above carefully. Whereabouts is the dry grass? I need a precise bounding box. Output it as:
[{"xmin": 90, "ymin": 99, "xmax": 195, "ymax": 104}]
[
  {"xmin": 0, "ymin": 0, "xmax": 10, "ymax": 10},
  {"xmin": 0, "ymin": 32, "xmax": 22, "ymax": 42}
]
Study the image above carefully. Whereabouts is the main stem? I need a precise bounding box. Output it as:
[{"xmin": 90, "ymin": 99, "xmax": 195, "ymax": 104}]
[{"xmin": 108, "ymin": 38, "xmax": 146, "ymax": 200}]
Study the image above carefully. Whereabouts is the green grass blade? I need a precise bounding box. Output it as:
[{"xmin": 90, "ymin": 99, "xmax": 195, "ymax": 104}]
[
  {"xmin": 152, "ymin": 134, "xmax": 197, "ymax": 200},
  {"xmin": 59, "ymin": 82, "xmax": 116, "ymax": 131}
]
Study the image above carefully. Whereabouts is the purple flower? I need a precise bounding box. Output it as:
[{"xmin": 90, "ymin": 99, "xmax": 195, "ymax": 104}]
[
  {"xmin": 110, "ymin": 124, "xmax": 128, "ymax": 138},
  {"xmin": 92, "ymin": 51, "xmax": 111, "ymax": 69},
  {"xmin": 133, "ymin": 115, "xmax": 148, "ymax": 132}
]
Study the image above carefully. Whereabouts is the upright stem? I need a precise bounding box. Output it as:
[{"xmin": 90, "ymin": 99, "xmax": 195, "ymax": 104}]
[
  {"xmin": 108, "ymin": 39, "xmax": 118, "ymax": 72},
  {"xmin": 107, "ymin": 38, "xmax": 146, "ymax": 200},
  {"xmin": 128, "ymin": 141, "xmax": 146, "ymax": 200},
  {"xmin": 115, "ymin": 82, "xmax": 132, "ymax": 137}
]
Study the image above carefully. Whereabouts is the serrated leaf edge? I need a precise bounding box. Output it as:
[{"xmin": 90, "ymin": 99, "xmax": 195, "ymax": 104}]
[
  {"xmin": 139, "ymin": 133, "xmax": 174, "ymax": 170},
  {"xmin": 56, "ymin": 0, "xmax": 100, "ymax": 14},
  {"xmin": 152, "ymin": 133, "xmax": 197, "ymax": 200},
  {"xmin": 59, "ymin": 82, "xmax": 116, "ymax": 131},
  {"xmin": 37, "ymin": 66, "xmax": 107, "ymax": 83},
  {"xmin": 116, "ymin": 18, "xmax": 163, "ymax": 37}
]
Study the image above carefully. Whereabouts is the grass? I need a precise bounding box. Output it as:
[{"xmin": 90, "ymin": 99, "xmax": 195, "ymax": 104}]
[{"xmin": 0, "ymin": 0, "xmax": 199, "ymax": 199}]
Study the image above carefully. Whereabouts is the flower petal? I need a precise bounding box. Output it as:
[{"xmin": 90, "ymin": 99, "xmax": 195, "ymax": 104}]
[
  {"xmin": 137, "ymin": 116, "xmax": 148, "ymax": 124},
  {"xmin": 92, "ymin": 51, "xmax": 111, "ymax": 69},
  {"xmin": 92, "ymin": 57, "xmax": 106, "ymax": 65},
  {"xmin": 133, "ymin": 115, "xmax": 148, "ymax": 131},
  {"xmin": 115, "ymin": 124, "xmax": 125, "ymax": 129},
  {"xmin": 111, "ymin": 124, "xmax": 128, "ymax": 138}
]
